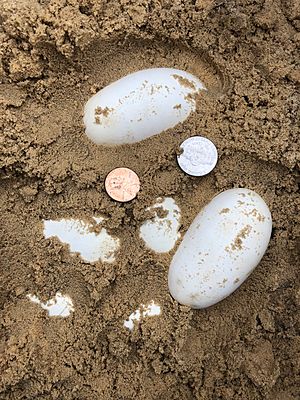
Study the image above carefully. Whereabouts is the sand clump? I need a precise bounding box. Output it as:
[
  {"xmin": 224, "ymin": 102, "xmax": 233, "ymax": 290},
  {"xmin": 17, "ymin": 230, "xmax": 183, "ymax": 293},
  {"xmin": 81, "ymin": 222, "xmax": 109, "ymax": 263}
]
[{"xmin": 0, "ymin": 0, "xmax": 299, "ymax": 399}]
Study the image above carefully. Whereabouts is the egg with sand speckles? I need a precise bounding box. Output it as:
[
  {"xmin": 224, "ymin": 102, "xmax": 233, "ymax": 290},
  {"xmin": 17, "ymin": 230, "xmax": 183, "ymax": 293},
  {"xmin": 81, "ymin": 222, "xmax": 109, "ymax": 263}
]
[
  {"xmin": 84, "ymin": 68, "xmax": 205, "ymax": 145},
  {"xmin": 168, "ymin": 188, "xmax": 272, "ymax": 308}
]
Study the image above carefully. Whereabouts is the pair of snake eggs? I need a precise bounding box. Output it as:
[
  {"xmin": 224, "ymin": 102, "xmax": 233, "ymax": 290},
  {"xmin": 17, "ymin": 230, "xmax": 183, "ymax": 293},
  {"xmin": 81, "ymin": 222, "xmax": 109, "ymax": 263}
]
[{"xmin": 83, "ymin": 70, "xmax": 272, "ymax": 309}]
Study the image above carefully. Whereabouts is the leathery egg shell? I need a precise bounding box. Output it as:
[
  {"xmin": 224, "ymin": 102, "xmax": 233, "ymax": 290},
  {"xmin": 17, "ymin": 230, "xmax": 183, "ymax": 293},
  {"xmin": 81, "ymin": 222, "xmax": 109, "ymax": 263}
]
[
  {"xmin": 168, "ymin": 188, "xmax": 272, "ymax": 309},
  {"xmin": 84, "ymin": 68, "xmax": 205, "ymax": 145}
]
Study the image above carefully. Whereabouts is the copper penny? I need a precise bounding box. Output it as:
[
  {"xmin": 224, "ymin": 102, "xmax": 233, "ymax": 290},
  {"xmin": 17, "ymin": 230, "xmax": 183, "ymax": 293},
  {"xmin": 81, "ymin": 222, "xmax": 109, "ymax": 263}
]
[{"xmin": 105, "ymin": 167, "xmax": 140, "ymax": 202}]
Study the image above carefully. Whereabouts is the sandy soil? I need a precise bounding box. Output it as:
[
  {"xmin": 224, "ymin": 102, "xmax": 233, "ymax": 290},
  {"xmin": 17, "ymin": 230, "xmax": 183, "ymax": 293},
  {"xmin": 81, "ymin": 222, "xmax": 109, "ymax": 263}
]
[{"xmin": 0, "ymin": 0, "xmax": 299, "ymax": 399}]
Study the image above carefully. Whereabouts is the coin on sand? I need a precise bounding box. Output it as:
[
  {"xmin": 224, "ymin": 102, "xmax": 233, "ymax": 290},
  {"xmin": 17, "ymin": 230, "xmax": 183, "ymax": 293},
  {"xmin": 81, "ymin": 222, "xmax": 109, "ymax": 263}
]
[
  {"xmin": 177, "ymin": 136, "xmax": 218, "ymax": 176},
  {"xmin": 105, "ymin": 167, "xmax": 140, "ymax": 202}
]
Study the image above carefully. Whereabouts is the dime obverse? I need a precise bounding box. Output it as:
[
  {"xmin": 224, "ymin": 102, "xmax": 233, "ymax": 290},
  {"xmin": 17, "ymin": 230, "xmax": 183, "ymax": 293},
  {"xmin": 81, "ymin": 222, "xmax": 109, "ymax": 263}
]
[{"xmin": 177, "ymin": 136, "xmax": 218, "ymax": 176}]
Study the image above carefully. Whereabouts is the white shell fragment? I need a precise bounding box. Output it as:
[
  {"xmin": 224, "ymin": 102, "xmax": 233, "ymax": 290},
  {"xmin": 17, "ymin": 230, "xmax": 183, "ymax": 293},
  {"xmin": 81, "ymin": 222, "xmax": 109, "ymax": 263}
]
[
  {"xmin": 139, "ymin": 197, "xmax": 181, "ymax": 253},
  {"xmin": 168, "ymin": 188, "xmax": 272, "ymax": 309},
  {"xmin": 124, "ymin": 300, "xmax": 161, "ymax": 330},
  {"xmin": 84, "ymin": 68, "xmax": 206, "ymax": 145},
  {"xmin": 27, "ymin": 292, "xmax": 74, "ymax": 317},
  {"xmin": 43, "ymin": 217, "xmax": 120, "ymax": 263}
]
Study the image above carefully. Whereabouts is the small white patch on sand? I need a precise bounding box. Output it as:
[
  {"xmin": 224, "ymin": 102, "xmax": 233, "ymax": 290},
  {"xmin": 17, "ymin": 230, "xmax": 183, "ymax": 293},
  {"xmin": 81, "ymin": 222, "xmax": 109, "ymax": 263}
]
[
  {"xmin": 124, "ymin": 300, "xmax": 161, "ymax": 330},
  {"xmin": 27, "ymin": 292, "xmax": 74, "ymax": 317}
]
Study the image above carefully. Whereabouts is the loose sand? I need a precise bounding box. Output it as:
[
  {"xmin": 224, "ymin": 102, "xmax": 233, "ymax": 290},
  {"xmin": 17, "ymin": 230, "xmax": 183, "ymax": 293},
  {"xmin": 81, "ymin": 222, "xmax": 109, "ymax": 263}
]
[{"xmin": 0, "ymin": 0, "xmax": 299, "ymax": 399}]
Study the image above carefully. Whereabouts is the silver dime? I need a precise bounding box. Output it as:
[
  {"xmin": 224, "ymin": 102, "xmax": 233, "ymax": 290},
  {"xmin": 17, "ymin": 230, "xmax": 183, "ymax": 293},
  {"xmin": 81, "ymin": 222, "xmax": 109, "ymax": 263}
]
[{"xmin": 177, "ymin": 136, "xmax": 218, "ymax": 176}]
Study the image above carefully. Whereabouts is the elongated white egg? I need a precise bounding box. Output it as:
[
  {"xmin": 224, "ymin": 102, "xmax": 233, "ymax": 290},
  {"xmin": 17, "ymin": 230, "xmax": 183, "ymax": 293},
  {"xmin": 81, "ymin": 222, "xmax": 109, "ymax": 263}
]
[
  {"xmin": 84, "ymin": 68, "xmax": 205, "ymax": 145},
  {"xmin": 168, "ymin": 188, "xmax": 272, "ymax": 308}
]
